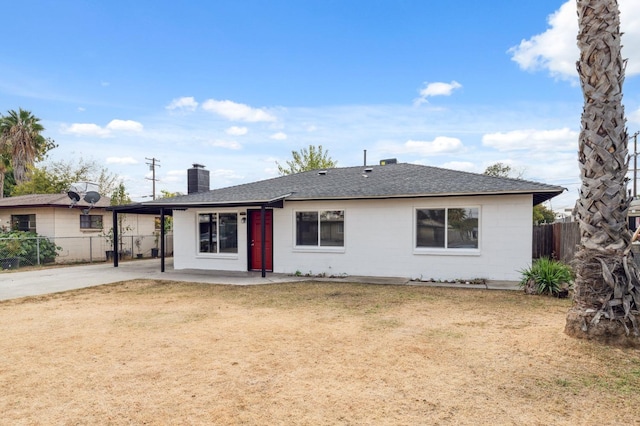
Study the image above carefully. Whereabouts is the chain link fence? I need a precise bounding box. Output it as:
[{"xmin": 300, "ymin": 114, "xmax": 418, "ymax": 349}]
[{"xmin": 0, "ymin": 234, "xmax": 173, "ymax": 270}]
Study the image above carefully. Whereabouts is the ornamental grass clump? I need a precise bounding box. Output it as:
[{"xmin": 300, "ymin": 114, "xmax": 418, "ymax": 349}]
[{"xmin": 520, "ymin": 257, "xmax": 574, "ymax": 298}]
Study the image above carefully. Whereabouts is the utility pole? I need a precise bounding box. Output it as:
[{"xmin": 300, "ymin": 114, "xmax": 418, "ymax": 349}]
[
  {"xmin": 633, "ymin": 132, "xmax": 640, "ymax": 199},
  {"xmin": 145, "ymin": 157, "xmax": 160, "ymax": 200}
]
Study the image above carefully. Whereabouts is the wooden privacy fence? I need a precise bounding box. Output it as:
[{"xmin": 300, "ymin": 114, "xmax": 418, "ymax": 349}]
[{"xmin": 532, "ymin": 222, "xmax": 580, "ymax": 263}]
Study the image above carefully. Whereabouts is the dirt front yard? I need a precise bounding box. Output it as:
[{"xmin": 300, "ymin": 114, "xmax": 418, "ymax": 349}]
[{"xmin": 1, "ymin": 280, "xmax": 639, "ymax": 425}]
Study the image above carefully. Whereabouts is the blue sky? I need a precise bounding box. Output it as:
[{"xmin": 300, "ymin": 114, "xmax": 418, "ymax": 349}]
[{"xmin": 2, "ymin": 0, "xmax": 640, "ymax": 212}]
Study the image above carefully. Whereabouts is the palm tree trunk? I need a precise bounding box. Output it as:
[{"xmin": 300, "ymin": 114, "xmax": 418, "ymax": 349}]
[{"xmin": 566, "ymin": 0, "xmax": 640, "ymax": 346}]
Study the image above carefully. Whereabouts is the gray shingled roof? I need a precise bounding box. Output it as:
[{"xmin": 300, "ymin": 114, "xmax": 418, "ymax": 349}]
[
  {"xmin": 0, "ymin": 193, "xmax": 111, "ymax": 209},
  {"xmin": 147, "ymin": 163, "xmax": 564, "ymax": 207}
]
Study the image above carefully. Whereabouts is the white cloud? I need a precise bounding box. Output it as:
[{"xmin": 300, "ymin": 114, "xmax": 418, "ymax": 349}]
[
  {"xmin": 207, "ymin": 139, "xmax": 242, "ymax": 150},
  {"xmin": 202, "ymin": 99, "xmax": 276, "ymax": 122},
  {"xmin": 482, "ymin": 128, "xmax": 578, "ymax": 151},
  {"xmin": 385, "ymin": 137, "xmax": 464, "ymax": 156},
  {"xmin": 620, "ymin": 0, "xmax": 640, "ymax": 75},
  {"xmin": 163, "ymin": 169, "xmax": 186, "ymax": 183},
  {"xmin": 630, "ymin": 108, "xmax": 640, "ymax": 124},
  {"xmin": 509, "ymin": 0, "xmax": 640, "ymax": 80},
  {"xmin": 106, "ymin": 119, "xmax": 143, "ymax": 132},
  {"xmin": 106, "ymin": 157, "xmax": 138, "ymax": 165},
  {"xmin": 414, "ymin": 81, "xmax": 462, "ymax": 105},
  {"xmin": 441, "ymin": 161, "xmax": 477, "ymax": 173},
  {"xmin": 270, "ymin": 132, "xmax": 287, "ymax": 140},
  {"xmin": 226, "ymin": 126, "xmax": 248, "ymax": 136},
  {"xmin": 211, "ymin": 169, "xmax": 243, "ymax": 180},
  {"xmin": 166, "ymin": 96, "xmax": 199, "ymax": 111},
  {"xmin": 61, "ymin": 123, "xmax": 110, "ymax": 137},
  {"xmin": 61, "ymin": 119, "xmax": 143, "ymax": 137}
]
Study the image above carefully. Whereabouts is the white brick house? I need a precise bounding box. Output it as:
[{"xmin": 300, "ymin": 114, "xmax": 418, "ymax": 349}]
[{"xmin": 115, "ymin": 163, "xmax": 564, "ymax": 281}]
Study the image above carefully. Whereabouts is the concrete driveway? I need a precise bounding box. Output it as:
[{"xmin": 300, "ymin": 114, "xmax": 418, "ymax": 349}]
[
  {"xmin": 0, "ymin": 258, "xmax": 519, "ymax": 301},
  {"xmin": 0, "ymin": 258, "xmax": 313, "ymax": 301}
]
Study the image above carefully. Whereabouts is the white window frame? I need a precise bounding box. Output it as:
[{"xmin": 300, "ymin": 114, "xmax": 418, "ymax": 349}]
[
  {"xmin": 293, "ymin": 209, "xmax": 346, "ymax": 252},
  {"xmin": 414, "ymin": 206, "xmax": 481, "ymax": 255},
  {"xmin": 196, "ymin": 211, "xmax": 239, "ymax": 258}
]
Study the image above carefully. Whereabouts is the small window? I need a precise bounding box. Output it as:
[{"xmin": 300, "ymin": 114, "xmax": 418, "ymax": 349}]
[
  {"xmin": 11, "ymin": 214, "xmax": 36, "ymax": 232},
  {"xmin": 296, "ymin": 210, "xmax": 344, "ymax": 247},
  {"xmin": 80, "ymin": 215, "xmax": 103, "ymax": 230},
  {"xmin": 416, "ymin": 208, "xmax": 479, "ymax": 249},
  {"xmin": 198, "ymin": 213, "xmax": 238, "ymax": 254}
]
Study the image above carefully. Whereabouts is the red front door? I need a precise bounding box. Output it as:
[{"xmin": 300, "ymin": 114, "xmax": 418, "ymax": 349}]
[{"xmin": 249, "ymin": 209, "xmax": 273, "ymax": 271}]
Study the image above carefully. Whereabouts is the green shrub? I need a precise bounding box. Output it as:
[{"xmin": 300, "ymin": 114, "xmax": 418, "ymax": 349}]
[
  {"xmin": 519, "ymin": 257, "xmax": 574, "ymax": 297},
  {"xmin": 0, "ymin": 230, "xmax": 61, "ymax": 266}
]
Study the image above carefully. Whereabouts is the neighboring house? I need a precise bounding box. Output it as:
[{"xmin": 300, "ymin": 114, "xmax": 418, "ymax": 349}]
[
  {"xmin": 114, "ymin": 163, "xmax": 565, "ymax": 281},
  {"xmin": 0, "ymin": 194, "xmax": 157, "ymax": 262}
]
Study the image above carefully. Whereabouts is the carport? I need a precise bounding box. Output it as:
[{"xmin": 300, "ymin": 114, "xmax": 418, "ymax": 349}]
[
  {"xmin": 107, "ymin": 197, "xmax": 286, "ymax": 277},
  {"xmin": 107, "ymin": 204, "xmax": 174, "ymax": 272}
]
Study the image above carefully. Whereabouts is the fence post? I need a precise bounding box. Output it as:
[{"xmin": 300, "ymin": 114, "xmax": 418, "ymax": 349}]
[
  {"xmin": 36, "ymin": 237, "xmax": 41, "ymax": 266},
  {"xmin": 89, "ymin": 236, "xmax": 93, "ymax": 263}
]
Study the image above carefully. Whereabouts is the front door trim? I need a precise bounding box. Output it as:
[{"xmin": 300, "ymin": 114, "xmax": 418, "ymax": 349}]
[{"xmin": 248, "ymin": 208, "xmax": 273, "ymax": 277}]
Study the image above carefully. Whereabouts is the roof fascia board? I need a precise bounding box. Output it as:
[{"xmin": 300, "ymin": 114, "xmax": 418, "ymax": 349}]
[{"xmin": 286, "ymin": 189, "xmax": 565, "ymax": 202}]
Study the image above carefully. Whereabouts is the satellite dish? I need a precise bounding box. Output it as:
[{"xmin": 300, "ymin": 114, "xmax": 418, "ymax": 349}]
[
  {"xmin": 67, "ymin": 191, "xmax": 81, "ymax": 202},
  {"xmin": 67, "ymin": 182, "xmax": 101, "ymax": 211},
  {"xmin": 84, "ymin": 191, "xmax": 101, "ymax": 205}
]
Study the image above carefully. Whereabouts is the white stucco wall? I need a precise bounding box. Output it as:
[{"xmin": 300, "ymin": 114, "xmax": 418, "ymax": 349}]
[
  {"xmin": 0, "ymin": 207, "xmax": 158, "ymax": 263},
  {"xmin": 173, "ymin": 207, "xmax": 248, "ymax": 271},
  {"xmin": 172, "ymin": 194, "xmax": 534, "ymax": 281}
]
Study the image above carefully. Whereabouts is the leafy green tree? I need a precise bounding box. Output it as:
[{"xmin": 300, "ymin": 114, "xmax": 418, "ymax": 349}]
[
  {"xmin": 276, "ymin": 145, "xmax": 337, "ymax": 175},
  {"xmin": 110, "ymin": 182, "xmax": 132, "ymax": 206},
  {"xmin": 483, "ymin": 162, "xmax": 524, "ymax": 179},
  {"xmin": 0, "ymin": 109, "xmax": 56, "ymax": 197},
  {"xmin": 11, "ymin": 158, "xmax": 118, "ymax": 196},
  {"xmin": 159, "ymin": 189, "xmax": 183, "ymax": 198},
  {"xmin": 533, "ymin": 204, "xmax": 556, "ymax": 225},
  {"xmin": 483, "ymin": 162, "xmax": 512, "ymax": 177},
  {"xmin": 1, "ymin": 170, "xmax": 15, "ymax": 198},
  {"xmin": 104, "ymin": 183, "xmax": 133, "ymax": 255}
]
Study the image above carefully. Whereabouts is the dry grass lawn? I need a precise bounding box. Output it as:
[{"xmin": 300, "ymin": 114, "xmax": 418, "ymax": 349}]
[{"xmin": 1, "ymin": 280, "xmax": 640, "ymax": 425}]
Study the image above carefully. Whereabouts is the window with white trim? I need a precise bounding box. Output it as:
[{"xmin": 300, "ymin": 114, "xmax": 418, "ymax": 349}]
[
  {"xmin": 296, "ymin": 210, "xmax": 344, "ymax": 247},
  {"xmin": 80, "ymin": 215, "xmax": 103, "ymax": 230},
  {"xmin": 198, "ymin": 213, "xmax": 238, "ymax": 254},
  {"xmin": 416, "ymin": 207, "xmax": 479, "ymax": 249}
]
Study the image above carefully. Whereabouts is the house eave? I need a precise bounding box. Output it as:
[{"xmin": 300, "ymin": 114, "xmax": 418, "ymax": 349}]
[
  {"xmin": 109, "ymin": 193, "xmax": 293, "ymax": 215},
  {"xmin": 284, "ymin": 189, "xmax": 565, "ymax": 204}
]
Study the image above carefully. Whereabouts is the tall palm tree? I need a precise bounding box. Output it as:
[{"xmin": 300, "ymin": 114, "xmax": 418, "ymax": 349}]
[
  {"xmin": 0, "ymin": 109, "xmax": 49, "ymax": 197},
  {"xmin": 566, "ymin": 0, "xmax": 640, "ymax": 346}
]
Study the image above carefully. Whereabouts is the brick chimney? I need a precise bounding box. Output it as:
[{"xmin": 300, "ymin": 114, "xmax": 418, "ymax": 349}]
[{"xmin": 187, "ymin": 164, "xmax": 210, "ymax": 194}]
